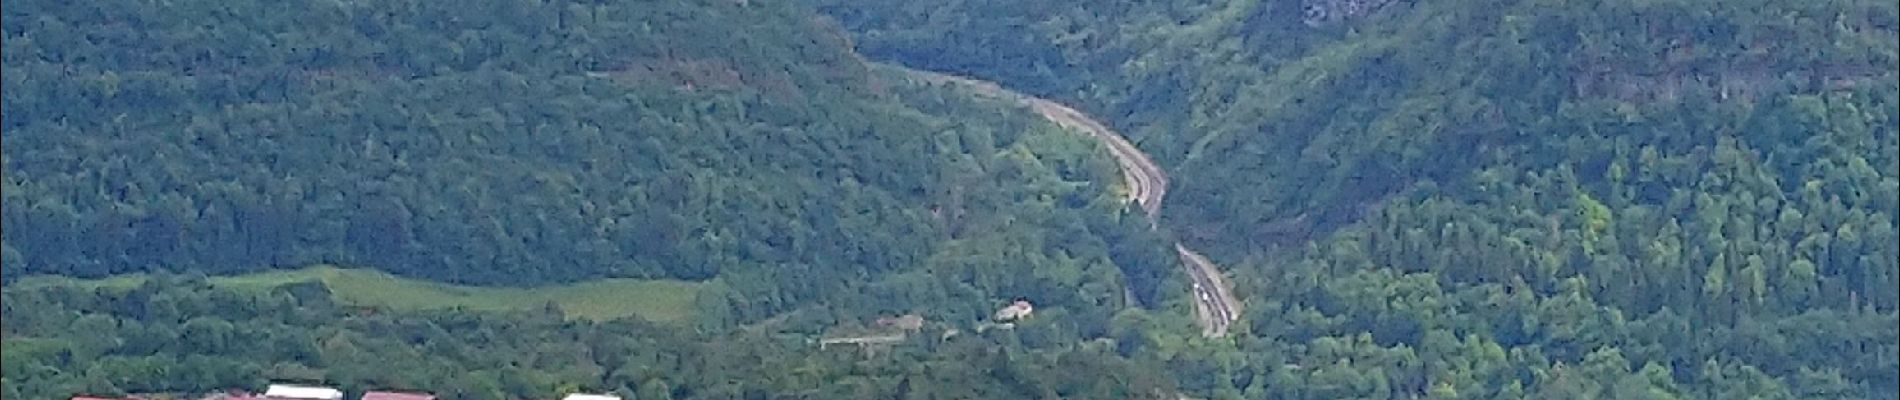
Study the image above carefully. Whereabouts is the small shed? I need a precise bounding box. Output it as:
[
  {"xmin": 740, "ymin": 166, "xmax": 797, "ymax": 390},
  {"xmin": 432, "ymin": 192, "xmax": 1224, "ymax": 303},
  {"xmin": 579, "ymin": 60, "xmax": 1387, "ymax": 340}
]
[{"xmin": 561, "ymin": 394, "xmax": 623, "ymax": 400}]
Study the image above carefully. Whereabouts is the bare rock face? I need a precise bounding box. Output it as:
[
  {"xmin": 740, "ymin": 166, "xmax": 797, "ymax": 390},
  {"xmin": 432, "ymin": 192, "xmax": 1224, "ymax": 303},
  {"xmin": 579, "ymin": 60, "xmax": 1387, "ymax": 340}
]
[{"xmin": 1301, "ymin": 0, "xmax": 1402, "ymax": 26}]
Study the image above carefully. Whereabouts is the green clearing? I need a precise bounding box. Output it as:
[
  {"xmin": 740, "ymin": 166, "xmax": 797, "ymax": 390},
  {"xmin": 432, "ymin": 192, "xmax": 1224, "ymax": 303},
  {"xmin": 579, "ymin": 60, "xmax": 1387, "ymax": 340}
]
[{"xmin": 7, "ymin": 266, "xmax": 704, "ymax": 323}]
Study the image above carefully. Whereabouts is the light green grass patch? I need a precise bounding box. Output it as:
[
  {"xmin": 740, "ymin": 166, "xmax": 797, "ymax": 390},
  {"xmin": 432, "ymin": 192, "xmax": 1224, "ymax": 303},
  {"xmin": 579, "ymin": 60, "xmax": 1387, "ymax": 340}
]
[{"xmin": 8, "ymin": 265, "xmax": 703, "ymax": 323}]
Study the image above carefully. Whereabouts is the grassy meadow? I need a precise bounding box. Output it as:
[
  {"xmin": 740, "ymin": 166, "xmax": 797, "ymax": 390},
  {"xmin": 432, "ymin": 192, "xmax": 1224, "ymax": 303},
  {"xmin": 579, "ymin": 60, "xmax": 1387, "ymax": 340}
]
[{"xmin": 6, "ymin": 265, "xmax": 704, "ymax": 323}]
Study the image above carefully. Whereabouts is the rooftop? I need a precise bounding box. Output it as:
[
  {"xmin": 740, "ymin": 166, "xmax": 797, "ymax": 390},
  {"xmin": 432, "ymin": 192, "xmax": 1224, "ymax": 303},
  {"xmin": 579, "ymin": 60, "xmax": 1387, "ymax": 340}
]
[
  {"xmin": 993, "ymin": 299, "xmax": 1035, "ymax": 321},
  {"xmin": 264, "ymin": 384, "xmax": 343, "ymax": 400},
  {"xmin": 361, "ymin": 391, "xmax": 436, "ymax": 400}
]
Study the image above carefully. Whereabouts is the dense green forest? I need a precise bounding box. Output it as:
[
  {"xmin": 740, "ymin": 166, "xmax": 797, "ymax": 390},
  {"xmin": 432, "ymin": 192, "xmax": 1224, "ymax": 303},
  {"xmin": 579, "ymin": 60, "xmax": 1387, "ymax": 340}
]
[
  {"xmin": 0, "ymin": 0, "xmax": 1195, "ymax": 326},
  {"xmin": 812, "ymin": 0, "xmax": 1900, "ymax": 397},
  {"xmin": 0, "ymin": 0, "xmax": 1208, "ymax": 396},
  {"xmin": 5, "ymin": 0, "xmax": 1898, "ymax": 398}
]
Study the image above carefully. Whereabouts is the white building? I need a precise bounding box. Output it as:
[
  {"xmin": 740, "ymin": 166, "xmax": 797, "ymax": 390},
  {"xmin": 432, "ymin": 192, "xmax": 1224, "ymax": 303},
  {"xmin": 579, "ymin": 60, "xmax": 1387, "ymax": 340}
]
[
  {"xmin": 992, "ymin": 299, "xmax": 1034, "ymax": 322},
  {"xmin": 561, "ymin": 394, "xmax": 623, "ymax": 400},
  {"xmin": 263, "ymin": 384, "xmax": 343, "ymax": 400}
]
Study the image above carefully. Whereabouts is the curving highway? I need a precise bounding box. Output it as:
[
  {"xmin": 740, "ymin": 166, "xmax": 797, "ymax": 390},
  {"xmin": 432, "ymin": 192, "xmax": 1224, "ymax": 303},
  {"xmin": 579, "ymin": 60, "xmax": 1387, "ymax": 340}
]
[{"xmin": 899, "ymin": 67, "xmax": 1242, "ymax": 337}]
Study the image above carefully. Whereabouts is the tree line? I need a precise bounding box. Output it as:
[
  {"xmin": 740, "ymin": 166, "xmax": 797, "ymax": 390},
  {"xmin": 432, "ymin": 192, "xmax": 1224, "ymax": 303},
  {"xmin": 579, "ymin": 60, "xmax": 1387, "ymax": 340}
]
[{"xmin": 0, "ymin": 275, "xmax": 1184, "ymax": 399}]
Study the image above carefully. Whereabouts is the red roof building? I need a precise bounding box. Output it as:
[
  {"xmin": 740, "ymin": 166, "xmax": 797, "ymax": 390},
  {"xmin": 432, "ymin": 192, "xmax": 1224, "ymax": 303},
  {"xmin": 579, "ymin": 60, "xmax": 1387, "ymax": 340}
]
[{"xmin": 361, "ymin": 391, "xmax": 436, "ymax": 400}]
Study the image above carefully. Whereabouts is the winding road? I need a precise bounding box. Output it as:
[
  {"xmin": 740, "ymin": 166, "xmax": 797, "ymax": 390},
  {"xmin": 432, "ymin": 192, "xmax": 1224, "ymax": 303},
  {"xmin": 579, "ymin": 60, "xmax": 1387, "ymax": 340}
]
[{"xmin": 899, "ymin": 68, "xmax": 1242, "ymax": 337}]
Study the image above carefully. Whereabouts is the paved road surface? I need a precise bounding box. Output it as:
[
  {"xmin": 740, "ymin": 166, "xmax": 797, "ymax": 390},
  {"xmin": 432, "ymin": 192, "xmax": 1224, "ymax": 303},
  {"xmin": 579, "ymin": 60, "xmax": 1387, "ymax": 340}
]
[{"xmin": 900, "ymin": 67, "xmax": 1241, "ymax": 337}]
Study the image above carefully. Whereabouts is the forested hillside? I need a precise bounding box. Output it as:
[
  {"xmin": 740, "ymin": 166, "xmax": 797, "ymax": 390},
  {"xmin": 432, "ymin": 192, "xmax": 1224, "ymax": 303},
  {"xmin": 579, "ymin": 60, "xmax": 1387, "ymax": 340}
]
[
  {"xmin": 0, "ymin": 0, "xmax": 1222, "ymax": 397},
  {"xmin": 0, "ymin": 0, "xmax": 1196, "ymax": 325},
  {"xmin": 6, "ymin": 0, "xmax": 1897, "ymax": 397},
  {"xmin": 813, "ymin": 0, "xmax": 1900, "ymax": 397}
]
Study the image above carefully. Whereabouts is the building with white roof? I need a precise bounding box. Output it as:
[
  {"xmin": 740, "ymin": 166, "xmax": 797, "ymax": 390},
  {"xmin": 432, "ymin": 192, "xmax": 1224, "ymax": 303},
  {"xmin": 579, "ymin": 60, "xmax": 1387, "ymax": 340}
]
[
  {"xmin": 561, "ymin": 394, "xmax": 622, "ymax": 400},
  {"xmin": 992, "ymin": 299, "xmax": 1034, "ymax": 322},
  {"xmin": 263, "ymin": 384, "xmax": 343, "ymax": 400}
]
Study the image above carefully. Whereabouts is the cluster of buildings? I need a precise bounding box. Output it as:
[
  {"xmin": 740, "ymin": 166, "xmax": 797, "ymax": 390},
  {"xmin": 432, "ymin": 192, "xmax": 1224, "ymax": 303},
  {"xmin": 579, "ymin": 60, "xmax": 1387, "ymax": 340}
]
[{"xmin": 72, "ymin": 384, "xmax": 625, "ymax": 400}]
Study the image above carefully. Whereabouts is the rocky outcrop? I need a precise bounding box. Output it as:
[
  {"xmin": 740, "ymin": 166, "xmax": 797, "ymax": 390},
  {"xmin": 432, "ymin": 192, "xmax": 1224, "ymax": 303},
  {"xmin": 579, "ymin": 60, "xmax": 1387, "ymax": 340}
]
[{"xmin": 1302, "ymin": 0, "xmax": 1404, "ymax": 26}]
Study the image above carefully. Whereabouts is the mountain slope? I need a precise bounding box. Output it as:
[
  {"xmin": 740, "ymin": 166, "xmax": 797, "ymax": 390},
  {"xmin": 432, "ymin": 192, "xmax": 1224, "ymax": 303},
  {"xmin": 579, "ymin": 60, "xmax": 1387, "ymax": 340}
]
[
  {"xmin": 0, "ymin": 0, "xmax": 1197, "ymax": 331},
  {"xmin": 810, "ymin": 0, "xmax": 1899, "ymax": 397},
  {"xmin": 0, "ymin": 0, "xmax": 1212, "ymax": 397}
]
